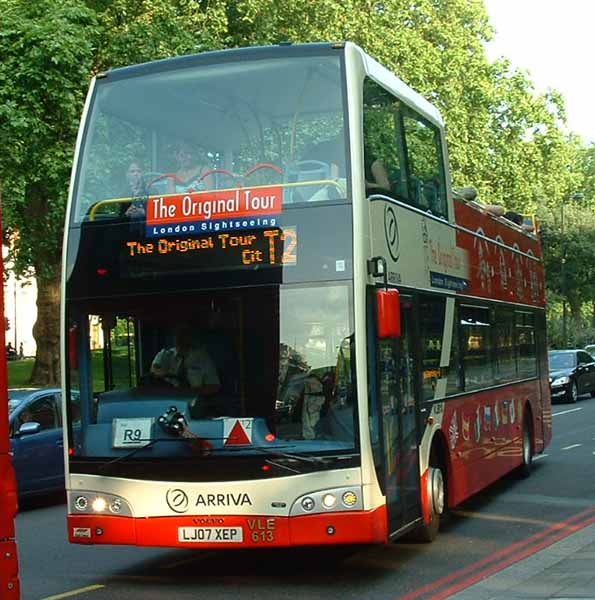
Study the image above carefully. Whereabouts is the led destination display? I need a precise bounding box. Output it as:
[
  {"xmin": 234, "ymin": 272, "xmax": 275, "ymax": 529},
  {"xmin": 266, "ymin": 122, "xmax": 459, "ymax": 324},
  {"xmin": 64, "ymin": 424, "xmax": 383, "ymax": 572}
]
[
  {"xmin": 122, "ymin": 226, "xmax": 297, "ymax": 278},
  {"xmin": 68, "ymin": 203, "xmax": 352, "ymax": 299}
]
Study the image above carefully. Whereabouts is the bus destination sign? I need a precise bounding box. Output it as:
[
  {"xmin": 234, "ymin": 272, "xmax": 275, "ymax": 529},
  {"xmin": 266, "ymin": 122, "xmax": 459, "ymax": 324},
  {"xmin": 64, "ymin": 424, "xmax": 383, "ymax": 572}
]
[{"xmin": 122, "ymin": 227, "xmax": 297, "ymax": 277}]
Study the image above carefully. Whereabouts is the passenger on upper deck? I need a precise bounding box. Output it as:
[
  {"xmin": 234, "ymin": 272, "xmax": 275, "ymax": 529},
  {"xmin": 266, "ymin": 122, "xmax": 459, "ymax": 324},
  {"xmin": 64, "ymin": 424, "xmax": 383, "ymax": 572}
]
[
  {"xmin": 365, "ymin": 155, "xmax": 392, "ymax": 194},
  {"xmin": 363, "ymin": 132, "xmax": 400, "ymax": 197},
  {"xmin": 168, "ymin": 141, "xmax": 213, "ymax": 193},
  {"xmin": 119, "ymin": 160, "xmax": 147, "ymax": 219}
]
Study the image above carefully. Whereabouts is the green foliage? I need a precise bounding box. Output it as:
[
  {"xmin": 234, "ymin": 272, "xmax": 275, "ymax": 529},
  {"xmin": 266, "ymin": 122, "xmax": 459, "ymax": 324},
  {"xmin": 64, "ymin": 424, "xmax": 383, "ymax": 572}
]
[
  {"xmin": 87, "ymin": 0, "xmax": 229, "ymax": 70},
  {"xmin": 1, "ymin": 0, "xmax": 594, "ymax": 381},
  {"xmin": 0, "ymin": 0, "xmax": 99, "ymax": 279},
  {"xmin": 542, "ymin": 197, "xmax": 595, "ymax": 278},
  {"xmin": 7, "ymin": 358, "xmax": 35, "ymax": 388},
  {"xmin": 578, "ymin": 144, "xmax": 595, "ymax": 202}
]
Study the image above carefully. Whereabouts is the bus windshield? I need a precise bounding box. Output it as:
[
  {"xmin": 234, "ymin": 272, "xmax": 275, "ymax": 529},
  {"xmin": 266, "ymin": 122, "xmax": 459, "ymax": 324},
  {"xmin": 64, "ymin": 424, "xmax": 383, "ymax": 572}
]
[
  {"xmin": 73, "ymin": 53, "xmax": 348, "ymax": 224},
  {"xmin": 66, "ymin": 283, "xmax": 357, "ymax": 476}
]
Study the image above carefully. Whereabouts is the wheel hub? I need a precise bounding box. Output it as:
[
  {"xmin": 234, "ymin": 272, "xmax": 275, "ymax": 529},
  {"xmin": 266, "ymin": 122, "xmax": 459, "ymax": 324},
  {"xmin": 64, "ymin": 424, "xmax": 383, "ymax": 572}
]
[{"xmin": 428, "ymin": 467, "xmax": 444, "ymax": 515}]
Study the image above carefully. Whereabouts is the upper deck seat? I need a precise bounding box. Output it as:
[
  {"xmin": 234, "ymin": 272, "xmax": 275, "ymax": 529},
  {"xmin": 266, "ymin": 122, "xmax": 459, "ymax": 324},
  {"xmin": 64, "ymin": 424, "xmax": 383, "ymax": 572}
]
[{"xmin": 284, "ymin": 160, "xmax": 330, "ymax": 203}]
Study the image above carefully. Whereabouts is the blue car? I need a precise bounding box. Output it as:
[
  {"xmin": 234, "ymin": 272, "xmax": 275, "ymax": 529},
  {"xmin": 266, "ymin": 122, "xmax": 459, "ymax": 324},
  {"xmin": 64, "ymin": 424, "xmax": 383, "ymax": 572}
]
[{"xmin": 8, "ymin": 388, "xmax": 77, "ymax": 499}]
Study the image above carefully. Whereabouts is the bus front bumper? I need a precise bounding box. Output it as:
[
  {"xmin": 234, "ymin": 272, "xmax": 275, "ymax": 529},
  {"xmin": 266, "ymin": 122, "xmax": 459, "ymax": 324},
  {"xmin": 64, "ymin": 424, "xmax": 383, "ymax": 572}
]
[{"xmin": 67, "ymin": 507, "xmax": 387, "ymax": 548}]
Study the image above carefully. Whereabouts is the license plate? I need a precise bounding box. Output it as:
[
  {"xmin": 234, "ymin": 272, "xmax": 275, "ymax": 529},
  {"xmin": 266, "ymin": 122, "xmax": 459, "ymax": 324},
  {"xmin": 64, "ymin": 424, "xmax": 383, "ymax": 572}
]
[{"xmin": 178, "ymin": 527, "xmax": 243, "ymax": 543}]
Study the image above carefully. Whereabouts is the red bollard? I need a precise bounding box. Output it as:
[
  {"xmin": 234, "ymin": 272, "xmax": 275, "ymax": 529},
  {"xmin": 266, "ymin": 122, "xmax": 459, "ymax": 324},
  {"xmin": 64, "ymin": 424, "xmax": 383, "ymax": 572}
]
[
  {"xmin": 0, "ymin": 458, "xmax": 19, "ymax": 599},
  {"xmin": 0, "ymin": 199, "xmax": 21, "ymax": 598}
]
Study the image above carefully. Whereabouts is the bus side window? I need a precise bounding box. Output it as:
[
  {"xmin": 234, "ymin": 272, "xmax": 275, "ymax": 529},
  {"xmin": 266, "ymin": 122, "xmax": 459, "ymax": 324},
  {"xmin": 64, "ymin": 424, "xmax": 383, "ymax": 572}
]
[
  {"xmin": 419, "ymin": 295, "xmax": 445, "ymax": 401},
  {"xmin": 363, "ymin": 78, "xmax": 406, "ymax": 200},
  {"xmin": 460, "ymin": 305, "xmax": 494, "ymax": 391},
  {"xmin": 402, "ymin": 110, "xmax": 447, "ymax": 218}
]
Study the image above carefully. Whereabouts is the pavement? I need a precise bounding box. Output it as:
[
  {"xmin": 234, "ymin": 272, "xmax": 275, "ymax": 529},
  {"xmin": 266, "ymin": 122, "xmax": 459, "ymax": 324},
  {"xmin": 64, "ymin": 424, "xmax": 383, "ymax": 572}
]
[{"xmin": 448, "ymin": 521, "xmax": 595, "ymax": 600}]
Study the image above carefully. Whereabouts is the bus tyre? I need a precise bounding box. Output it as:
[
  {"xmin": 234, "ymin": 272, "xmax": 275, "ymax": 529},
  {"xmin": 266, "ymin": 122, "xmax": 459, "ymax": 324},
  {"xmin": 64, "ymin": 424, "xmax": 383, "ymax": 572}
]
[
  {"xmin": 518, "ymin": 415, "xmax": 533, "ymax": 478},
  {"xmin": 413, "ymin": 466, "xmax": 444, "ymax": 543}
]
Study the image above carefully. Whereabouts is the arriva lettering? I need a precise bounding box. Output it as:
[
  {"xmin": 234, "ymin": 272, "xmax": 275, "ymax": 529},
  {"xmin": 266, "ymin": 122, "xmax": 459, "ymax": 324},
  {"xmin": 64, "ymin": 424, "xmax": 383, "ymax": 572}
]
[{"xmin": 195, "ymin": 493, "xmax": 252, "ymax": 507}]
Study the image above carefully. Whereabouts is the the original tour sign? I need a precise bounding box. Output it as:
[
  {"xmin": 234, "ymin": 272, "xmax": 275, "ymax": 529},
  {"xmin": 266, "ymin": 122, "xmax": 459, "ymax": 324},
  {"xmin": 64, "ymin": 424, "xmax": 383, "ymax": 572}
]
[
  {"xmin": 122, "ymin": 184, "xmax": 294, "ymax": 276},
  {"xmin": 145, "ymin": 185, "xmax": 283, "ymax": 237}
]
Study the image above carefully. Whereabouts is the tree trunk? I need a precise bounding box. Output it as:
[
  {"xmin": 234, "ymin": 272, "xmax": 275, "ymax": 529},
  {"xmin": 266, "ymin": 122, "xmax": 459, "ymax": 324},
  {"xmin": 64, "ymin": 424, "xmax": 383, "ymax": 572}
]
[
  {"xmin": 569, "ymin": 298, "xmax": 583, "ymax": 348},
  {"xmin": 29, "ymin": 274, "xmax": 61, "ymax": 386}
]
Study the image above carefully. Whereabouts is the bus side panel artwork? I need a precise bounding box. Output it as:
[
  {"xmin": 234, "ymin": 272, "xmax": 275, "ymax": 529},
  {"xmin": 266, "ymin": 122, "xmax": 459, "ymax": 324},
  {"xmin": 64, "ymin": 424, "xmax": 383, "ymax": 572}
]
[
  {"xmin": 369, "ymin": 197, "xmax": 545, "ymax": 308},
  {"xmin": 368, "ymin": 199, "xmax": 470, "ymax": 292},
  {"xmin": 454, "ymin": 200, "xmax": 545, "ymax": 306},
  {"xmin": 434, "ymin": 384, "xmax": 538, "ymax": 508}
]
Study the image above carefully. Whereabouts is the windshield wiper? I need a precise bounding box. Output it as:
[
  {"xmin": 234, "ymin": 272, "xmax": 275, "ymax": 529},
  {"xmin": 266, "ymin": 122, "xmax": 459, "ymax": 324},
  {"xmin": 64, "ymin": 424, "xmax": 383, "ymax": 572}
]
[
  {"xmin": 97, "ymin": 436, "xmax": 221, "ymax": 473},
  {"xmin": 213, "ymin": 444, "xmax": 322, "ymax": 462}
]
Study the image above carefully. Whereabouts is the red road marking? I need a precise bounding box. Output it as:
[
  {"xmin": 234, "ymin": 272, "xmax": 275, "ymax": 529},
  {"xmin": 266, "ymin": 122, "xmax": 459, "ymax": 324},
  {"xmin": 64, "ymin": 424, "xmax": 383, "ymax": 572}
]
[{"xmin": 399, "ymin": 505, "xmax": 595, "ymax": 600}]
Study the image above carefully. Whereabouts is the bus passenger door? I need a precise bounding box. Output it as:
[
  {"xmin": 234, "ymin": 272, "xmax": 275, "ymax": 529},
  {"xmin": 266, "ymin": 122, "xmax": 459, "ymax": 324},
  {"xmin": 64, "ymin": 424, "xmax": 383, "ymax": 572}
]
[{"xmin": 374, "ymin": 293, "xmax": 422, "ymax": 533}]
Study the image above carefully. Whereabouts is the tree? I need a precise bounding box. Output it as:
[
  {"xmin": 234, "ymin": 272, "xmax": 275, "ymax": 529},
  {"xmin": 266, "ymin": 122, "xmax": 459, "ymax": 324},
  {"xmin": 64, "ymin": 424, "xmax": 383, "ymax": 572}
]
[
  {"xmin": 0, "ymin": 0, "xmax": 99, "ymax": 384},
  {"xmin": 540, "ymin": 199, "xmax": 595, "ymax": 345},
  {"xmin": 0, "ymin": 0, "xmax": 227, "ymax": 385},
  {"xmin": 0, "ymin": 0, "xmax": 591, "ymax": 383},
  {"xmin": 578, "ymin": 143, "xmax": 595, "ymax": 201}
]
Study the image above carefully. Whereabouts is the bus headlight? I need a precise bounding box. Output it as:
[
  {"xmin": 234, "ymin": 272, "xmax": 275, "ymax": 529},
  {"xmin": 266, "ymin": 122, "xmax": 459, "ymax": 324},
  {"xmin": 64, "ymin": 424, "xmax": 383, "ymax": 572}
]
[
  {"xmin": 291, "ymin": 486, "xmax": 363, "ymax": 516},
  {"xmin": 68, "ymin": 491, "xmax": 132, "ymax": 517},
  {"xmin": 322, "ymin": 493, "xmax": 337, "ymax": 509},
  {"xmin": 342, "ymin": 491, "xmax": 358, "ymax": 507},
  {"xmin": 74, "ymin": 496, "xmax": 88, "ymax": 511},
  {"xmin": 92, "ymin": 497, "xmax": 107, "ymax": 512},
  {"xmin": 301, "ymin": 497, "xmax": 315, "ymax": 511}
]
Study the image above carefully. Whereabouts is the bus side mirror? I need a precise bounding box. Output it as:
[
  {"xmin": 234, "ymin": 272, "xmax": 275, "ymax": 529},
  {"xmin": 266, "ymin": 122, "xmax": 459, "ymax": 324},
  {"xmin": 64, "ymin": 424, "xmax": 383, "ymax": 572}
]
[
  {"xmin": 69, "ymin": 326, "xmax": 78, "ymax": 370},
  {"xmin": 376, "ymin": 289, "xmax": 401, "ymax": 338}
]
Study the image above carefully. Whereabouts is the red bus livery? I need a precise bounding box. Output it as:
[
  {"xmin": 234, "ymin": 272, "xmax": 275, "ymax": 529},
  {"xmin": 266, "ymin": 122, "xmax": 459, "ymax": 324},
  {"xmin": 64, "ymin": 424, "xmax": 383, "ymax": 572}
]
[{"xmin": 61, "ymin": 42, "xmax": 551, "ymax": 549}]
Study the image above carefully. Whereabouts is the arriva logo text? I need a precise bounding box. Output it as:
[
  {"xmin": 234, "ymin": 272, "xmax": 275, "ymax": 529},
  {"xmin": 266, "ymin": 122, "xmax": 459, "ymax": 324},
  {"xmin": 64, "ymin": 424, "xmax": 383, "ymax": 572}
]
[{"xmin": 195, "ymin": 493, "xmax": 252, "ymax": 507}]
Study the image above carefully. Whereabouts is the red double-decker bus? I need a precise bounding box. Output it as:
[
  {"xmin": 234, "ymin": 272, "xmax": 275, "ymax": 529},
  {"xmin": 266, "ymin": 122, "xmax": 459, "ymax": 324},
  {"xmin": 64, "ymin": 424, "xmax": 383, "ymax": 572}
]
[{"xmin": 61, "ymin": 42, "xmax": 551, "ymax": 548}]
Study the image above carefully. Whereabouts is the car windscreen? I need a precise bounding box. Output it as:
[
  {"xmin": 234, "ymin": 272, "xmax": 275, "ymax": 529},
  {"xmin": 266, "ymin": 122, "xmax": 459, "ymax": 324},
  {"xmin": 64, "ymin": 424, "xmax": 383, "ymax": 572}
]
[{"xmin": 548, "ymin": 352, "xmax": 575, "ymax": 370}]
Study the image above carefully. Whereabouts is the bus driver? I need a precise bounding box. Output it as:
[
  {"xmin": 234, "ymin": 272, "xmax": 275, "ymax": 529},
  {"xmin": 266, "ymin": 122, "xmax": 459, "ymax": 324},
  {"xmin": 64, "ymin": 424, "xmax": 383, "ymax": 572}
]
[{"xmin": 150, "ymin": 326, "xmax": 221, "ymax": 401}]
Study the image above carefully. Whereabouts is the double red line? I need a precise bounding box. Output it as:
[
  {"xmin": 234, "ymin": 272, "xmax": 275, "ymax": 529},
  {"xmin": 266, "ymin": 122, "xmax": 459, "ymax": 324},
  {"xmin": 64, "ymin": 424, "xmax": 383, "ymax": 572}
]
[{"xmin": 399, "ymin": 505, "xmax": 595, "ymax": 600}]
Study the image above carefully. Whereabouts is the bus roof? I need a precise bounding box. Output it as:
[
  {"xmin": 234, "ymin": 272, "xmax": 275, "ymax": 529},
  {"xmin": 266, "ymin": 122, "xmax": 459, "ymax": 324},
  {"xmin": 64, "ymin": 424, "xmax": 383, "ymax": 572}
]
[
  {"xmin": 348, "ymin": 43, "xmax": 444, "ymax": 128},
  {"xmin": 102, "ymin": 42, "xmax": 344, "ymax": 81},
  {"xmin": 100, "ymin": 41, "xmax": 444, "ymax": 128}
]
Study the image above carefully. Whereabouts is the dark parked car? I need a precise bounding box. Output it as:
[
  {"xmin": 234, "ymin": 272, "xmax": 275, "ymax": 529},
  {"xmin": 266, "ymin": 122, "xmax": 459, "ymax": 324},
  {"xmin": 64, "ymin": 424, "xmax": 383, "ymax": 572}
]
[
  {"xmin": 8, "ymin": 388, "xmax": 77, "ymax": 498},
  {"xmin": 548, "ymin": 350, "xmax": 595, "ymax": 403}
]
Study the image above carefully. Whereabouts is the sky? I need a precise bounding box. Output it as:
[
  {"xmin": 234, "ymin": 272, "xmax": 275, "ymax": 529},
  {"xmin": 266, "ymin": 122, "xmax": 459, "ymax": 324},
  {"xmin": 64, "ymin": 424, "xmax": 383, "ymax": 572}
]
[{"xmin": 484, "ymin": 0, "xmax": 595, "ymax": 144}]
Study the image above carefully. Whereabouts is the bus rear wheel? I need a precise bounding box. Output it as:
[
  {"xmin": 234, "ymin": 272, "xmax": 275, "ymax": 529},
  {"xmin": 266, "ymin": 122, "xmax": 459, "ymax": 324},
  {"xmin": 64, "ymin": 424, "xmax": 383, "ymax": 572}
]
[{"xmin": 517, "ymin": 415, "xmax": 533, "ymax": 478}]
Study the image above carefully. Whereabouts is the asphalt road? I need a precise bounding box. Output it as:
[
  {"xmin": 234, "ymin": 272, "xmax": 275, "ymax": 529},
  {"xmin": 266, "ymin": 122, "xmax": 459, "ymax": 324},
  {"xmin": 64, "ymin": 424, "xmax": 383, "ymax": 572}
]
[{"xmin": 15, "ymin": 394, "xmax": 595, "ymax": 600}]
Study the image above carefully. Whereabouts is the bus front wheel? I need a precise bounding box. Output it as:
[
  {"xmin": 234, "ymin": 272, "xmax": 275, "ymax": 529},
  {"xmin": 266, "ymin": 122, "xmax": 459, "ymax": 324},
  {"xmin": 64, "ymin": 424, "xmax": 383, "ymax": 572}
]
[
  {"xmin": 411, "ymin": 465, "xmax": 444, "ymax": 543},
  {"xmin": 517, "ymin": 415, "xmax": 534, "ymax": 478}
]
